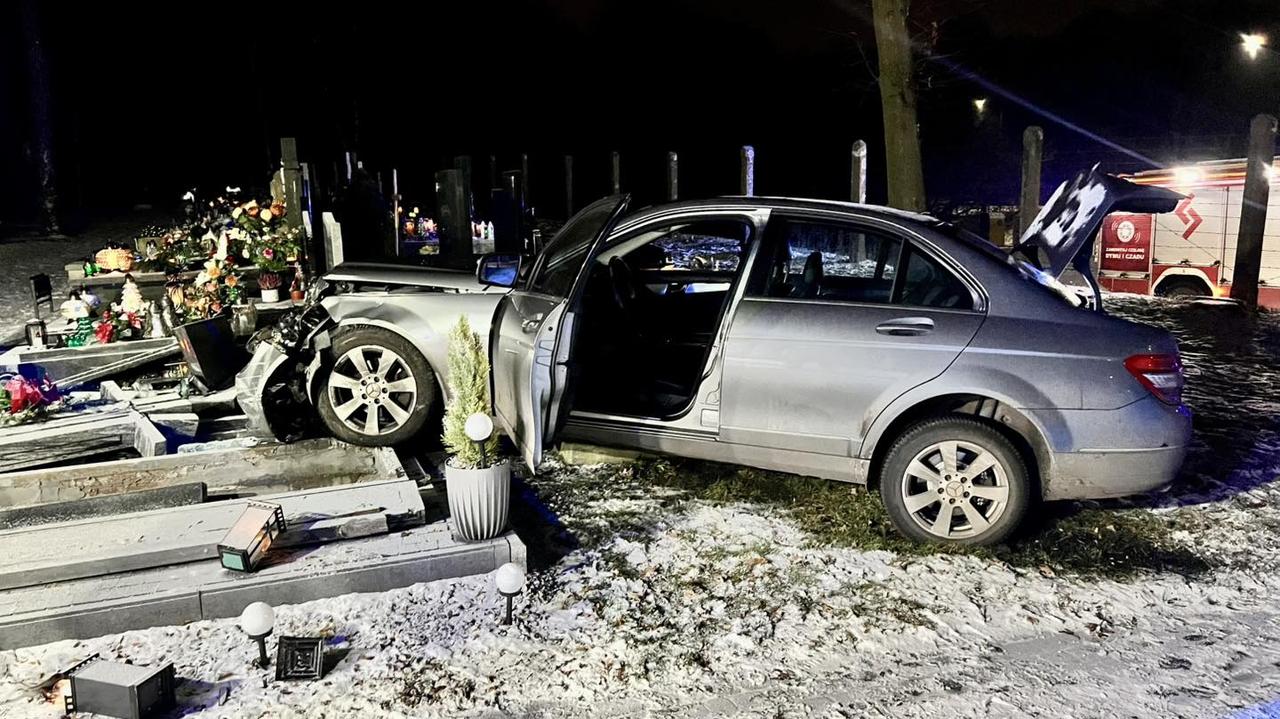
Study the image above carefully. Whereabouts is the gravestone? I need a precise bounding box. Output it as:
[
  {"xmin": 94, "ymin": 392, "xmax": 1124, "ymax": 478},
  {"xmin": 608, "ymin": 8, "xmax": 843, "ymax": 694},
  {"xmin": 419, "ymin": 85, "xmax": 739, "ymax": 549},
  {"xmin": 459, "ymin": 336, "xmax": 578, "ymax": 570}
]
[{"xmin": 435, "ymin": 169, "xmax": 472, "ymax": 268}]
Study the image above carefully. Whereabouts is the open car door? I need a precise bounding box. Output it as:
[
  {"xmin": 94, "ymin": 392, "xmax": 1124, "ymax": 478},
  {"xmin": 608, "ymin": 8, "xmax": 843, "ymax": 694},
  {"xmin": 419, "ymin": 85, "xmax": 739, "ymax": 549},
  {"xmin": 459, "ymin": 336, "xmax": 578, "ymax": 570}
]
[
  {"xmin": 1013, "ymin": 165, "xmax": 1184, "ymax": 310},
  {"xmin": 490, "ymin": 195, "xmax": 631, "ymax": 470}
]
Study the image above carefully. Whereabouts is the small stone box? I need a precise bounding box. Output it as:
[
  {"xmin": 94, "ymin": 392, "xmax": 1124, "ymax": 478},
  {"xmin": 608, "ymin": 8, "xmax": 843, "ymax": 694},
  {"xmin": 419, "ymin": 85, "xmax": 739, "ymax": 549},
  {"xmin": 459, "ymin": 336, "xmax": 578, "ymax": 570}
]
[{"xmin": 68, "ymin": 658, "xmax": 175, "ymax": 719}]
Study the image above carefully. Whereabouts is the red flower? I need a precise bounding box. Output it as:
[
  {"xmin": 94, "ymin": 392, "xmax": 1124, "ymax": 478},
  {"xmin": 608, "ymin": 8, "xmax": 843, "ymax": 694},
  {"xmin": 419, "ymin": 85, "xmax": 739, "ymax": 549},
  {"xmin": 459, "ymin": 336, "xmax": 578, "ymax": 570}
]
[
  {"xmin": 95, "ymin": 322, "xmax": 115, "ymax": 344},
  {"xmin": 6, "ymin": 377, "xmax": 47, "ymax": 414}
]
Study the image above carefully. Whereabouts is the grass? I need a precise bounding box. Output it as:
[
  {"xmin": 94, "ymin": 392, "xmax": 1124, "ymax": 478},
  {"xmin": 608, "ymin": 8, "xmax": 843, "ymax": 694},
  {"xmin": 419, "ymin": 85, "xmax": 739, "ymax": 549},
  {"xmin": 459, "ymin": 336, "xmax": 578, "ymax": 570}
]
[{"xmin": 624, "ymin": 456, "xmax": 1213, "ymax": 580}]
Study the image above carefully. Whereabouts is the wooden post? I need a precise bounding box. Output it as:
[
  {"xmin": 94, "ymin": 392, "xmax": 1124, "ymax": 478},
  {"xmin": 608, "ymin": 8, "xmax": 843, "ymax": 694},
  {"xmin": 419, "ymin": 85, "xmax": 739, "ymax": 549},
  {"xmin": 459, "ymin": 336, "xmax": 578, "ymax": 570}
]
[
  {"xmin": 391, "ymin": 168, "xmax": 400, "ymax": 257},
  {"xmin": 740, "ymin": 145, "xmax": 755, "ymax": 196},
  {"xmin": 488, "ymin": 155, "xmax": 498, "ymax": 191},
  {"xmin": 1019, "ymin": 126, "xmax": 1044, "ymax": 238},
  {"xmin": 611, "ymin": 151, "xmax": 622, "ymax": 194},
  {"xmin": 521, "ymin": 153, "xmax": 530, "ymax": 207},
  {"xmin": 564, "ymin": 154, "xmax": 574, "ymax": 217},
  {"xmin": 851, "ymin": 140, "xmax": 867, "ymax": 203},
  {"xmin": 1231, "ymin": 114, "xmax": 1278, "ymax": 309},
  {"xmin": 667, "ymin": 151, "xmax": 679, "ymax": 201}
]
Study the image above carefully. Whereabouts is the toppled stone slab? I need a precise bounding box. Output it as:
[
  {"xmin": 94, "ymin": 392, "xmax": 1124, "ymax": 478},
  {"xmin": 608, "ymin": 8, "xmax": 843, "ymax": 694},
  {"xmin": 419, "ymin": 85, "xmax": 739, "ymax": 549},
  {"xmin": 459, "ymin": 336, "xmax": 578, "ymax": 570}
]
[
  {"xmin": 0, "ymin": 478, "xmax": 424, "ymax": 591},
  {"xmin": 0, "ymin": 438, "xmax": 402, "ymax": 507},
  {"xmin": 0, "ymin": 522, "xmax": 526, "ymax": 649}
]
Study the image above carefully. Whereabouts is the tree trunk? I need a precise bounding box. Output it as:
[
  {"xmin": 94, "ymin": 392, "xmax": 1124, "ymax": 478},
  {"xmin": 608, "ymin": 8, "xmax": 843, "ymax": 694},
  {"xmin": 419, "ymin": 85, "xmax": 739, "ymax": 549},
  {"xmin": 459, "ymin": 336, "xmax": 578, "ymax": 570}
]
[
  {"xmin": 19, "ymin": 0, "xmax": 59, "ymax": 235},
  {"xmin": 871, "ymin": 0, "xmax": 925, "ymax": 211}
]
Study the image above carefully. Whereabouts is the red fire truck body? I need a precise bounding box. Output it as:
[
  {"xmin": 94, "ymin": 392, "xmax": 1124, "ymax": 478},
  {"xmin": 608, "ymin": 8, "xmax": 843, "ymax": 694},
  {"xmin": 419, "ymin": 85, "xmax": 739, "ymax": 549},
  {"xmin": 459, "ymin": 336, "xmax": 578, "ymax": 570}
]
[{"xmin": 1098, "ymin": 159, "xmax": 1280, "ymax": 308}]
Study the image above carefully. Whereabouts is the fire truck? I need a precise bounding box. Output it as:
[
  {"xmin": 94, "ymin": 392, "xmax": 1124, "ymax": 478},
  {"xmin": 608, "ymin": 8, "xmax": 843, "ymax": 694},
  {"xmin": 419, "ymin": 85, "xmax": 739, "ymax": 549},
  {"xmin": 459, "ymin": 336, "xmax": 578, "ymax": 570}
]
[{"xmin": 1097, "ymin": 159, "xmax": 1280, "ymax": 308}]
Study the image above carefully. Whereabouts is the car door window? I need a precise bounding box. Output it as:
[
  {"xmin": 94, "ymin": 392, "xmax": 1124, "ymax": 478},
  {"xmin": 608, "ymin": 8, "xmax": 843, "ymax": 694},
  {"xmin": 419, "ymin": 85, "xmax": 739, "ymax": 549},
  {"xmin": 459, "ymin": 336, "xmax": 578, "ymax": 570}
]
[
  {"xmin": 527, "ymin": 200, "xmax": 622, "ymax": 298},
  {"xmin": 896, "ymin": 245, "xmax": 974, "ymax": 310},
  {"xmin": 748, "ymin": 217, "xmax": 902, "ymax": 304}
]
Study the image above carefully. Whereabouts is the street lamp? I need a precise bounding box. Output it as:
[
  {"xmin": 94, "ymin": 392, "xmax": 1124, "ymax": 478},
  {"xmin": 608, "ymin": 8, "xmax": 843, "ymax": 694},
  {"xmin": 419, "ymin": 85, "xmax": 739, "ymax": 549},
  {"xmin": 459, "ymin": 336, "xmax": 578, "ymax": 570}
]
[
  {"xmin": 1242, "ymin": 33, "xmax": 1267, "ymax": 59},
  {"xmin": 239, "ymin": 602, "xmax": 276, "ymax": 668},
  {"xmin": 494, "ymin": 562, "xmax": 526, "ymax": 626},
  {"xmin": 973, "ymin": 97, "xmax": 988, "ymax": 114}
]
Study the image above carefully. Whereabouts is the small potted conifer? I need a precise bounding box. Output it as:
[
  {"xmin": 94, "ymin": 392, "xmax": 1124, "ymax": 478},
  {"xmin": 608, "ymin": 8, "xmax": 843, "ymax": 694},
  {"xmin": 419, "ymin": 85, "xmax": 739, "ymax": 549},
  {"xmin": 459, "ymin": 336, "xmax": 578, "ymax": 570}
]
[{"xmin": 443, "ymin": 315, "xmax": 510, "ymax": 541}]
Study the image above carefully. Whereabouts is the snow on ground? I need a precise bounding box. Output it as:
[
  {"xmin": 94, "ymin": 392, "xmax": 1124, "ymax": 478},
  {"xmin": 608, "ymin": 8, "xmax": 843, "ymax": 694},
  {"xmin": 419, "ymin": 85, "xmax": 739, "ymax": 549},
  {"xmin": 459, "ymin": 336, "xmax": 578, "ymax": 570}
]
[
  {"xmin": 0, "ymin": 216, "xmax": 160, "ymax": 348},
  {"xmin": 1, "ymin": 297, "xmax": 1279, "ymax": 718}
]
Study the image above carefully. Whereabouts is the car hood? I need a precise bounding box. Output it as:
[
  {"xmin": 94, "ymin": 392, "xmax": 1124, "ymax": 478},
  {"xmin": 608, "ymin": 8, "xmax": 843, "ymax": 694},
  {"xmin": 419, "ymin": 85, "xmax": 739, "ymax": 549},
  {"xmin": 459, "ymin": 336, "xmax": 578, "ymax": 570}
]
[
  {"xmin": 323, "ymin": 263, "xmax": 500, "ymax": 292},
  {"xmin": 1014, "ymin": 166, "xmax": 1184, "ymax": 277}
]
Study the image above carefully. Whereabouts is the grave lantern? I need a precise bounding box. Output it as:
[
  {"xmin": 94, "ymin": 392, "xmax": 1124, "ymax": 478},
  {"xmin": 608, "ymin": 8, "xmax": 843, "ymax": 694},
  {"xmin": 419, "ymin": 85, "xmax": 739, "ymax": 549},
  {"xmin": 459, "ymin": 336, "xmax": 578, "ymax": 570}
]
[
  {"xmin": 218, "ymin": 501, "xmax": 286, "ymax": 573},
  {"xmin": 64, "ymin": 656, "xmax": 175, "ymax": 719},
  {"xmin": 24, "ymin": 319, "xmax": 47, "ymax": 349}
]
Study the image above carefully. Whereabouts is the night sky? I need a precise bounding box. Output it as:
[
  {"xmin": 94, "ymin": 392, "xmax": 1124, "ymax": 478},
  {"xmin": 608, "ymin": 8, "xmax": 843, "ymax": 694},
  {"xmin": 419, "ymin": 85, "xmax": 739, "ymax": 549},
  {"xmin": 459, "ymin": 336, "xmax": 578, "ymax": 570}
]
[{"xmin": 2, "ymin": 0, "xmax": 1278, "ymax": 226}]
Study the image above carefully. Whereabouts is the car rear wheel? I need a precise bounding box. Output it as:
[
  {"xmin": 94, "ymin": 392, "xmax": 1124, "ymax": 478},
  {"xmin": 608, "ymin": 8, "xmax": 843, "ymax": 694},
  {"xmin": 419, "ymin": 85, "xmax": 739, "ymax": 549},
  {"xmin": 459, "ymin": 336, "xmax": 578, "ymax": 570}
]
[
  {"xmin": 879, "ymin": 416, "xmax": 1030, "ymax": 546},
  {"xmin": 317, "ymin": 327, "xmax": 436, "ymax": 446}
]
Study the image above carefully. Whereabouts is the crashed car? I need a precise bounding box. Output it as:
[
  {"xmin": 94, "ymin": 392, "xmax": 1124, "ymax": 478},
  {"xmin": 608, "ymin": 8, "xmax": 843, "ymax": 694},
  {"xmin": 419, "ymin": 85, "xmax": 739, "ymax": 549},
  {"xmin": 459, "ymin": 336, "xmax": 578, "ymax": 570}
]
[{"xmin": 239, "ymin": 168, "xmax": 1192, "ymax": 545}]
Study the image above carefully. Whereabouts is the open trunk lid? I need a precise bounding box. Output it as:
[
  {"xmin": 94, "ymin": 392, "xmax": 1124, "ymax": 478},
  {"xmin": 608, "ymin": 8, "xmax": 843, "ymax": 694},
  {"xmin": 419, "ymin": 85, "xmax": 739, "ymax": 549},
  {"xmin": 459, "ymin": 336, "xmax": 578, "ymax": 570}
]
[{"xmin": 1013, "ymin": 166, "xmax": 1184, "ymax": 309}]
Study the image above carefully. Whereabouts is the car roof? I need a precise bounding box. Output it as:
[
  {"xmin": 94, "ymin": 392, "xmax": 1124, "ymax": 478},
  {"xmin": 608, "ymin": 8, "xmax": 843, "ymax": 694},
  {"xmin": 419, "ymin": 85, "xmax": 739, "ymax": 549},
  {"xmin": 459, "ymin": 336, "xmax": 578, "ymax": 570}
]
[{"xmin": 613, "ymin": 196, "xmax": 940, "ymax": 232}]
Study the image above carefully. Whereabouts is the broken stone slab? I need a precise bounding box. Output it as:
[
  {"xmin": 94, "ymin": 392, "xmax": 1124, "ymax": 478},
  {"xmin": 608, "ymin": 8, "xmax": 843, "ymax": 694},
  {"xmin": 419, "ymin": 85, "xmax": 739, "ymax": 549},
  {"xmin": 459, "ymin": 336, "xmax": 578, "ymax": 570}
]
[
  {"xmin": 0, "ymin": 338, "xmax": 181, "ymax": 390},
  {"xmin": 0, "ymin": 478, "xmax": 425, "ymax": 591},
  {"xmin": 147, "ymin": 412, "xmax": 200, "ymax": 446},
  {"xmin": 0, "ymin": 524, "xmax": 526, "ymax": 649},
  {"xmin": 0, "ymin": 438, "xmax": 400, "ymax": 508},
  {"xmin": 0, "ymin": 481, "xmax": 206, "ymax": 531},
  {"xmin": 0, "ymin": 408, "xmax": 165, "ymax": 474}
]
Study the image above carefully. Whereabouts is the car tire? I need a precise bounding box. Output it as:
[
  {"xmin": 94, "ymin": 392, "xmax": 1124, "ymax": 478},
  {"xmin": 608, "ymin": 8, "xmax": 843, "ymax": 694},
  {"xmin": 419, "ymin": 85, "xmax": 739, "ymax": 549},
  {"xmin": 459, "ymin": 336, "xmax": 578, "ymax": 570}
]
[
  {"xmin": 316, "ymin": 327, "xmax": 437, "ymax": 446},
  {"xmin": 1158, "ymin": 278, "xmax": 1210, "ymax": 298},
  {"xmin": 879, "ymin": 416, "xmax": 1030, "ymax": 546}
]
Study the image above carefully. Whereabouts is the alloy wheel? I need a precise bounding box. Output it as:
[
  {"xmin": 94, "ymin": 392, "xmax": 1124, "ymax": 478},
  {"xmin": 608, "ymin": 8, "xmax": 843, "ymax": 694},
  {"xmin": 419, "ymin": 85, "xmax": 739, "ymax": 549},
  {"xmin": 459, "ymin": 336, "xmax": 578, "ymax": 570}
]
[
  {"xmin": 900, "ymin": 439, "xmax": 1010, "ymax": 540},
  {"xmin": 326, "ymin": 345, "xmax": 418, "ymax": 436}
]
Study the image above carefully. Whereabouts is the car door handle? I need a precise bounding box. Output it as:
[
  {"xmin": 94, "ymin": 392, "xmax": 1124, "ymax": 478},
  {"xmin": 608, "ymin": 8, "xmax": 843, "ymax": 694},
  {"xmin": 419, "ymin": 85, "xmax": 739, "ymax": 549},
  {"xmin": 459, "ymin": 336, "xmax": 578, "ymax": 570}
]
[
  {"xmin": 875, "ymin": 317, "xmax": 935, "ymax": 336},
  {"xmin": 521, "ymin": 313, "xmax": 545, "ymax": 333}
]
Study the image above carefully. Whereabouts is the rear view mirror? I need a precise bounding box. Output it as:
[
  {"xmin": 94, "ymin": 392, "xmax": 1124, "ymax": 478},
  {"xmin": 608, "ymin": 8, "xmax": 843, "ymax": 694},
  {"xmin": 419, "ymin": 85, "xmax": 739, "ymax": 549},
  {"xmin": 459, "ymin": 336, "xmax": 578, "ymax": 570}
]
[{"xmin": 477, "ymin": 253, "xmax": 521, "ymax": 288}]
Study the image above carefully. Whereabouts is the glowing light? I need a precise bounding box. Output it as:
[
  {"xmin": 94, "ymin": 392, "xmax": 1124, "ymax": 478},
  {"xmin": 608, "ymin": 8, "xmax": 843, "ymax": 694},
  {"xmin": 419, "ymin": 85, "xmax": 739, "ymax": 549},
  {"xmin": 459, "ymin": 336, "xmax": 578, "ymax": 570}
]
[
  {"xmin": 1242, "ymin": 33, "xmax": 1267, "ymax": 59},
  {"xmin": 1174, "ymin": 167, "xmax": 1204, "ymax": 185},
  {"xmin": 973, "ymin": 98, "xmax": 987, "ymax": 113}
]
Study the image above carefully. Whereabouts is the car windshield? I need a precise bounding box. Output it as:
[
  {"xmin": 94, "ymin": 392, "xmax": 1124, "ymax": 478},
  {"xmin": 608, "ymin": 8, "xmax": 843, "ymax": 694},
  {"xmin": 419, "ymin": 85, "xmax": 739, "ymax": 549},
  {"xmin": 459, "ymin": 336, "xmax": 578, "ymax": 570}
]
[{"xmin": 934, "ymin": 222, "xmax": 1089, "ymax": 309}]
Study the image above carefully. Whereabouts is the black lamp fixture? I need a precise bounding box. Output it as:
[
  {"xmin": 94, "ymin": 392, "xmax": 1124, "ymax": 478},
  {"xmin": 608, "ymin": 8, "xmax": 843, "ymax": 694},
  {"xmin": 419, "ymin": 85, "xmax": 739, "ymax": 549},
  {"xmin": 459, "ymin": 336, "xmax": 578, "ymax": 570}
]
[{"xmin": 218, "ymin": 501, "xmax": 285, "ymax": 573}]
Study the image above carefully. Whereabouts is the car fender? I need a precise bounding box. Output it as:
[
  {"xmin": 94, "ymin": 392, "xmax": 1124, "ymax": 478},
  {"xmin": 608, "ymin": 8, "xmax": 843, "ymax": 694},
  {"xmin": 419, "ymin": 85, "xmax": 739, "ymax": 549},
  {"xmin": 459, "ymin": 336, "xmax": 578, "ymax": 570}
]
[
  {"xmin": 858, "ymin": 367, "xmax": 1067, "ymax": 461},
  {"xmin": 308, "ymin": 293, "xmax": 503, "ymax": 404}
]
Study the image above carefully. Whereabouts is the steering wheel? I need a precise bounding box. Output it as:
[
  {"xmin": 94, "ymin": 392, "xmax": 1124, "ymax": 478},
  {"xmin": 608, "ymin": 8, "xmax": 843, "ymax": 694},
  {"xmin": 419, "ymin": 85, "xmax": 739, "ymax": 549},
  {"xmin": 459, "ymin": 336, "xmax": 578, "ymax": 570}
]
[{"xmin": 608, "ymin": 256, "xmax": 639, "ymax": 313}]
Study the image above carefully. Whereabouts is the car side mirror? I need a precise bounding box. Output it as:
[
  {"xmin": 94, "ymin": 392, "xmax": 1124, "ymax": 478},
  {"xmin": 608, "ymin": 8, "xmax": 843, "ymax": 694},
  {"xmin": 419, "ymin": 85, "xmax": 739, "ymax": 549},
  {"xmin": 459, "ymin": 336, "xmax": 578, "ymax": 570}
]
[{"xmin": 477, "ymin": 253, "xmax": 521, "ymax": 288}]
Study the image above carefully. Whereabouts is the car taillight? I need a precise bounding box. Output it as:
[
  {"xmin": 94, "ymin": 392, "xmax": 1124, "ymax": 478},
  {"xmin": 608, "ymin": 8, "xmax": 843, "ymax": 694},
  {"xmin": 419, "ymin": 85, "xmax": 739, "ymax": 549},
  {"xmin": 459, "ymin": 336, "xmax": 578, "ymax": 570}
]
[{"xmin": 1124, "ymin": 353, "xmax": 1184, "ymax": 405}]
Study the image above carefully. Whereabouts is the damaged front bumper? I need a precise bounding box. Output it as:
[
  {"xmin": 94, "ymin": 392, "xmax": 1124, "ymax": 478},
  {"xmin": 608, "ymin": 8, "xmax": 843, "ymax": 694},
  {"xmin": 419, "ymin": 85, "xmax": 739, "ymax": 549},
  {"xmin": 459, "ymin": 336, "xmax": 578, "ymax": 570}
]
[
  {"xmin": 235, "ymin": 341, "xmax": 291, "ymax": 438},
  {"xmin": 233, "ymin": 302, "xmax": 334, "ymax": 439}
]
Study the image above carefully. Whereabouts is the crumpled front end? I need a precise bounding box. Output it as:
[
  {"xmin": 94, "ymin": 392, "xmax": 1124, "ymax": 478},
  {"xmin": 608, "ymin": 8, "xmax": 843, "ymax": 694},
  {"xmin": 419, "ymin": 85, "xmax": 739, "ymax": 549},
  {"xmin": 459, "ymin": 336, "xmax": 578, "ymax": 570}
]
[
  {"xmin": 235, "ymin": 340, "xmax": 291, "ymax": 439},
  {"xmin": 233, "ymin": 302, "xmax": 335, "ymax": 440}
]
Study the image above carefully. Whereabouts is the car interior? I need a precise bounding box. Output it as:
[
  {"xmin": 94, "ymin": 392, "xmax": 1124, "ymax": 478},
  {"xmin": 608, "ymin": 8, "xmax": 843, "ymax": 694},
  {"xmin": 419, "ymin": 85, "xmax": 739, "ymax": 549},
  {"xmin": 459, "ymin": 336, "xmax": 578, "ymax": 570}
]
[
  {"xmin": 569, "ymin": 218, "xmax": 752, "ymax": 419},
  {"xmin": 754, "ymin": 217, "xmax": 973, "ymax": 310}
]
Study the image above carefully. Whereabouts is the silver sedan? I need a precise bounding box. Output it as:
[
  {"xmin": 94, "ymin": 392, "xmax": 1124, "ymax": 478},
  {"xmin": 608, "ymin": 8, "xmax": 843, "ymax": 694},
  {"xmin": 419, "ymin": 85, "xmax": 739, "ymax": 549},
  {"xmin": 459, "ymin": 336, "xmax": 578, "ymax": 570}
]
[{"xmin": 241, "ymin": 168, "xmax": 1192, "ymax": 545}]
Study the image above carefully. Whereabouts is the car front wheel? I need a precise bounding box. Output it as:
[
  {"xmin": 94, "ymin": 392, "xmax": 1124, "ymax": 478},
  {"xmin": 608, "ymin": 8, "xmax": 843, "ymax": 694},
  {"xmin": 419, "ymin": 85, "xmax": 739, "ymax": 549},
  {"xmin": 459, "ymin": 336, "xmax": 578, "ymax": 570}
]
[
  {"xmin": 316, "ymin": 327, "xmax": 437, "ymax": 446},
  {"xmin": 879, "ymin": 416, "xmax": 1030, "ymax": 546}
]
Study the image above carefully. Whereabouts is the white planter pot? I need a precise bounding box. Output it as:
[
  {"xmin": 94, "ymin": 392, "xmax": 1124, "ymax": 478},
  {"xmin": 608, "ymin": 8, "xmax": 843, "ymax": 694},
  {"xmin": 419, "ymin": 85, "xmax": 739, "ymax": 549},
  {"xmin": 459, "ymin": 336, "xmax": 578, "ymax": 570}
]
[
  {"xmin": 445, "ymin": 459, "xmax": 511, "ymax": 541},
  {"xmin": 260, "ymin": 288, "xmax": 280, "ymax": 303}
]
